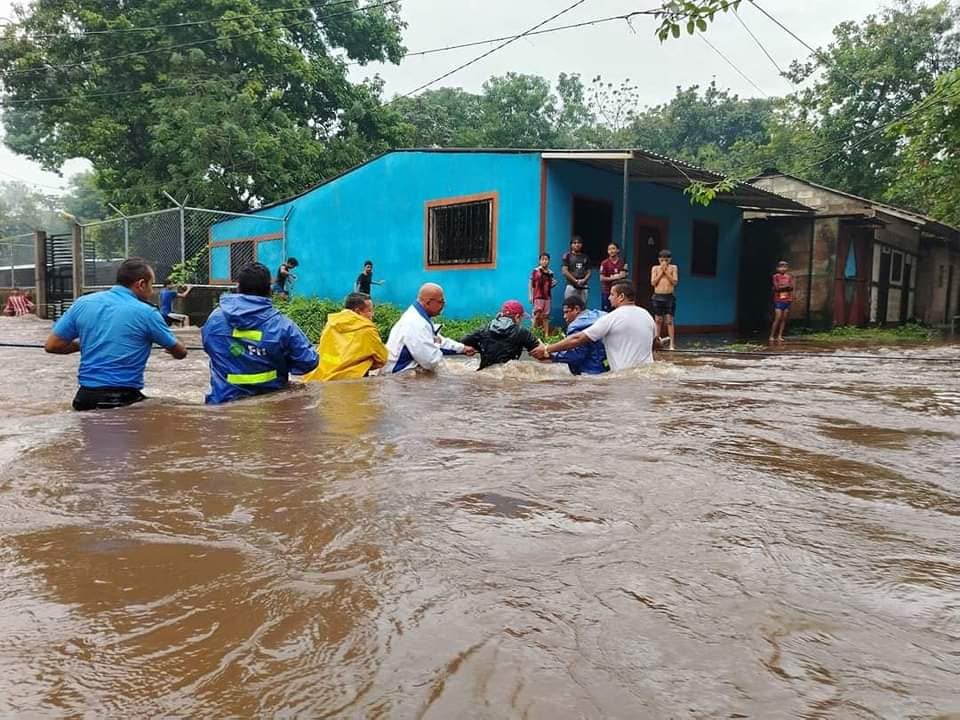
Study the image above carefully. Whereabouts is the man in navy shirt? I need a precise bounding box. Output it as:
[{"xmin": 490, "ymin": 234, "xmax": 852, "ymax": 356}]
[{"xmin": 44, "ymin": 258, "xmax": 188, "ymax": 411}]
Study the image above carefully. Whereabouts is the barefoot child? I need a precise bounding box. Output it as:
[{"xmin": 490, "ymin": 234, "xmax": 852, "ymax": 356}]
[
  {"xmin": 650, "ymin": 249, "xmax": 678, "ymax": 350},
  {"xmin": 529, "ymin": 252, "xmax": 558, "ymax": 335},
  {"xmin": 770, "ymin": 260, "xmax": 794, "ymax": 342}
]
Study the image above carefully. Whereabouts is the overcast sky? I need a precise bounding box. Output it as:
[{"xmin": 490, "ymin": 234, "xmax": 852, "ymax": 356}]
[{"xmin": 1, "ymin": 0, "xmax": 888, "ymax": 194}]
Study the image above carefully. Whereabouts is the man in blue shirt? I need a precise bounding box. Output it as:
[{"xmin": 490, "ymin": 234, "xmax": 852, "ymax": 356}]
[
  {"xmin": 44, "ymin": 258, "xmax": 188, "ymax": 411},
  {"xmin": 159, "ymin": 277, "xmax": 191, "ymax": 326},
  {"xmin": 202, "ymin": 262, "xmax": 318, "ymax": 404}
]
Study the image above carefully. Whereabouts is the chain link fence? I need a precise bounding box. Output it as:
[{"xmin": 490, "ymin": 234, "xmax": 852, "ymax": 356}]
[
  {"xmin": 0, "ymin": 233, "xmax": 36, "ymax": 288},
  {"xmin": 80, "ymin": 206, "xmax": 286, "ymax": 290}
]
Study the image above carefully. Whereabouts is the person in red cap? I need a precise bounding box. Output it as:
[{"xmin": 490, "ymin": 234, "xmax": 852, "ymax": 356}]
[{"xmin": 459, "ymin": 300, "xmax": 544, "ymax": 370}]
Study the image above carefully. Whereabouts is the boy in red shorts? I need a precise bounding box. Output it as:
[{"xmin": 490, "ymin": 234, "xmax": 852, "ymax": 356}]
[
  {"xmin": 529, "ymin": 252, "xmax": 557, "ymax": 335},
  {"xmin": 770, "ymin": 260, "xmax": 794, "ymax": 342}
]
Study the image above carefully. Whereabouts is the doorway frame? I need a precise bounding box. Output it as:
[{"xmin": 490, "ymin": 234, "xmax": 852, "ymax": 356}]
[
  {"xmin": 569, "ymin": 193, "xmax": 615, "ymax": 268},
  {"xmin": 632, "ymin": 214, "xmax": 669, "ymax": 303}
]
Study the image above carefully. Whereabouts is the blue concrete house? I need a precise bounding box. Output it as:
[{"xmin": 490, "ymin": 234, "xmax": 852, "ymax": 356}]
[{"xmin": 209, "ymin": 149, "xmax": 808, "ymax": 330}]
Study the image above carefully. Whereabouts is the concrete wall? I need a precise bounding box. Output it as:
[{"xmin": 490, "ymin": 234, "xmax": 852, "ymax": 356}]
[
  {"xmin": 915, "ymin": 242, "xmax": 960, "ymax": 325},
  {"xmin": 212, "ymin": 151, "xmax": 542, "ymax": 320},
  {"xmin": 545, "ymin": 160, "xmax": 743, "ymax": 328}
]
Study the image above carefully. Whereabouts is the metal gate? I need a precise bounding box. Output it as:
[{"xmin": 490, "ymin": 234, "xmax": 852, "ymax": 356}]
[{"xmin": 45, "ymin": 233, "xmax": 74, "ymax": 320}]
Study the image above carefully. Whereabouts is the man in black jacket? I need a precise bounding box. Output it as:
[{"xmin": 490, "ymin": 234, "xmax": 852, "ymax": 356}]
[{"xmin": 460, "ymin": 300, "xmax": 544, "ymax": 370}]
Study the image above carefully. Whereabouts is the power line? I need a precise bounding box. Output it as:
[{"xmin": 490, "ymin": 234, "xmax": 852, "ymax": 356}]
[
  {"xmin": 0, "ymin": 166, "xmax": 68, "ymax": 190},
  {"xmin": 697, "ymin": 33, "xmax": 768, "ymax": 97},
  {"xmin": 2, "ymin": 8, "xmax": 663, "ymax": 107},
  {"xmin": 392, "ymin": 0, "xmax": 593, "ymax": 101},
  {"xmin": 732, "ymin": 8, "xmax": 784, "ymax": 76},
  {"xmin": 351, "ymin": 9, "xmax": 659, "ymax": 66},
  {"xmin": 13, "ymin": 0, "xmax": 362, "ymax": 39},
  {"xmin": 4, "ymin": 0, "xmax": 398, "ymax": 77},
  {"xmin": 745, "ymin": 0, "xmax": 860, "ymax": 88}
]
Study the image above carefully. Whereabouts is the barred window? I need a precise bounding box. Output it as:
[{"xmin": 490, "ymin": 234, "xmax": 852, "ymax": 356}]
[
  {"xmin": 230, "ymin": 240, "xmax": 255, "ymax": 280},
  {"xmin": 426, "ymin": 194, "xmax": 496, "ymax": 267}
]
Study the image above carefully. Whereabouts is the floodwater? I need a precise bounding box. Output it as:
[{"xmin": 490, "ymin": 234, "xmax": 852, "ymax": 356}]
[{"xmin": 1, "ymin": 314, "xmax": 959, "ymax": 718}]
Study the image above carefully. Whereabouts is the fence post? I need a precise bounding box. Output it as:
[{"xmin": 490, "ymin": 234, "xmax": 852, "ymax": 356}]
[
  {"xmin": 33, "ymin": 230, "xmax": 47, "ymax": 319},
  {"xmin": 124, "ymin": 217, "xmax": 129, "ymax": 258},
  {"xmin": 179, "ymin": 206, "xmax": 186, "ymax": 266},
  {"xmin": 8, "ymin": 248, "xmax": 13, "ymax": 288},
  {"xmin": 71, "ymin": 222, "xmax": 83, "ymax": 299}
]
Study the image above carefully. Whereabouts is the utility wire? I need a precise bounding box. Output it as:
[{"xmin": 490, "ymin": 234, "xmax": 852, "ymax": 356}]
[
  {"xmin": 11, "ymin": 0, "xmax": 362, "ymax": 39},
  {"xmin": 392, "ymin": 0, "xmax": 592, "ymax": 101},
  {"xmin": 3, "ymin": 0, "xmax": 398, "ymax": 77},
  {"xmin": 745, "ymin": 0, "xmax": 860, "ymax": 88},
  {"xmin": 1, "ymin": 8, "xmax": 664, "ymax": 107},
  {"xmin": 697, "ymin": 33, "xmax": 767, "ymax": 97},
  {"xmin": 733, "ymin": 8, "xmax": 784, "ymax": 76}
]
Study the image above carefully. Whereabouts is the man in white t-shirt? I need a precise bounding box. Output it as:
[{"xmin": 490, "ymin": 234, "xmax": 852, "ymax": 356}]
[{"xmin": 534, "ymin": 281, "xmax": 656, "ymax": 371}]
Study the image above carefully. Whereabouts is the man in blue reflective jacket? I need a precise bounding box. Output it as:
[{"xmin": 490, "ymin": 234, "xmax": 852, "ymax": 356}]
[
  {"xmin": 202, "ymin": 262, "xmax": 318, "ymax": 404},
  {"xmin": 548, "ymin": 296, "xmax": 609, "ymax": 375}
]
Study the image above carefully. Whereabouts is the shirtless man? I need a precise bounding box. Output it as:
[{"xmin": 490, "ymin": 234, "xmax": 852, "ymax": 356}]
[{"xmin": 650, "ymin": 249, "xmax": 679, "ymax": 350}]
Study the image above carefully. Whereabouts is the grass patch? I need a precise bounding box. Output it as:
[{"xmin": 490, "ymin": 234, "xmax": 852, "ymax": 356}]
[{"xmin": 797, "ymin": 323, "xmax": 941, "ymax": 343}]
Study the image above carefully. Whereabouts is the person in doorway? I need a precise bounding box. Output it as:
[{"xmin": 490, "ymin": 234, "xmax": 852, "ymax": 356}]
[
  {"xmin": 562, "ymin": 236, "xmax": 591, "ymax": 304},
  {"xmin": 3, "ymin": 287, "xmax": 34, "ymax": 316},
  {"xmin": 382, "ymin": 283, "xmax": 475, "ymax": 374},
  {"xmin": 529, "ymin": 252, "xmax": 557, "ymax": 335},
  {"xmin": 549, "ymin": 296, "xmax": 609, "ymax": 375},
  {"xmin": 44, "ymin": 257, "xmax": 188, "ymax": 411},
  {"xmin": 770, "ymin": 260, "xmax": 794, "ymax": 342},
  {"xmin": 599, "ymin": 242, "xmax": 629, "ymax": 312},
  {"xmin": 459, "ymin": 300, "xmax": 544, "ymax": 370},
  {"xmin": 535, "ymin": 282, "xmax": 655, "ymax": 371},
  {"xmin": 302, "ymin": 291, "xmax": 388, "ymax": 382},
  {"xmin": 159, "ymin": 277, "xmax": 192, "ymax": 327},
  {"xmin": 202, "ymin": 262, "xmax": 318, "ymax": 404},
  {"xmin": 650, "ymin": 248, "xmax": 679, "ymax": 350},
  {"xmin": 354, "ymin": 260, "xmax": 385, "ymax": 295},
  {"xmin": 273, "ymin": 257, "xmax": 299, "ymax": 300}
]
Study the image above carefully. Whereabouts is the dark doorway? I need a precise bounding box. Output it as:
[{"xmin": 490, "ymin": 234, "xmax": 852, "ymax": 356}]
[
  {"xmin": 739, "ymin": 220, "xmax": 786, "ymax": 333},
  {"xmin": 900, "ymin": 258, "xmax": 913, "ymax": 323},
  {"xmin": 633, "ymin": 215, "xmax": 668, "ymax": 311},
  {"xmin": 876, "ymin": 248, "xmax": 891, "ymax": 324},
  {"xmin": 571, "ymin": 196, "xmax": 613, "ymax": 268}
]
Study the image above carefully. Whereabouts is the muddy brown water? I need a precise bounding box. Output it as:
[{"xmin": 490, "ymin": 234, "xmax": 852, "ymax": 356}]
[{"xmin": 1, "ymin": 315, "xmax": 959, "ymax": 718}]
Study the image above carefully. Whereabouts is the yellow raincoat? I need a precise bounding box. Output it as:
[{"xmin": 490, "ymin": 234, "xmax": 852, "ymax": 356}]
[{"xmin": 301, "ymin": 309, "xmax": 388, "ymax": 383}]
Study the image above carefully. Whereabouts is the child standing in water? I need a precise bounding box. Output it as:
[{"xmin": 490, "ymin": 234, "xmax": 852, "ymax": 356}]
[
  {"xmin": 770, "ymin": 260, "xmax": 794, "ymax": 342},
  {"xmin": 529, "ymin": 252, "xmax": 558, "ymax": 335}
]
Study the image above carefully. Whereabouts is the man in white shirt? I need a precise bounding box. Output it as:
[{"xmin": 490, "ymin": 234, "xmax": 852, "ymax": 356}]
[
  {"xmin": 534, "ymin": 281, "xmax": 656, "ymax": 370},
  {"xmin": 383, "ymin": 283, "xmax": 476, "ymax": 373}
]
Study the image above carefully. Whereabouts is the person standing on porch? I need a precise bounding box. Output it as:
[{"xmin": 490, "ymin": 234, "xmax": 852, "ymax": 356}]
[
  {"xmin": 562, "ymin": 236, "xmax": 591, "ymax": 305},
  {"xmin": 529, "ymin": 252, "xmax": 557, "ymax": 335},
  {"xmin": 599, "ymin": 242, "xmax": 628, "ymax": 312},
  {"xmin": 770, "ymin": 260, "xmax": 794, "ymax": 343},
  {"xmin": 650, "ymin": 249, "xmax": 679, "ymax": 350}
]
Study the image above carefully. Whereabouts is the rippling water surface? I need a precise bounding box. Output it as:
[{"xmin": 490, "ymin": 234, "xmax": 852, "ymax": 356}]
[{"xmin": 1, "ymin": 315, "xmax": 959, "ymax": 718}]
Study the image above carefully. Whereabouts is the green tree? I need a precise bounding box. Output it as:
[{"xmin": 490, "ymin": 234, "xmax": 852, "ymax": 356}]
[
  {"xmin": 0, "ymin": 0, "xmax": 405, "ymax": 211},
  {"xmin": 888, "ymin": 68, "xmax": 960, "ymax": 225},
  {"xmin": 391, "ymin": 88, "xmax": 485, "ymax": 147},
  {"xmin": 476, "ymin": 73, "xmax": 559, "ymax": 148},
  {"xmin": 0, "ymin": 181, "xmax": 65, "ymax": 236},
  {"xmin": 784, "ymin": 0, "xmax": 960, "ymax": 199},
  {"xmin": 61, "ymin": 171, "xmax": 108, "ymax": 222}
]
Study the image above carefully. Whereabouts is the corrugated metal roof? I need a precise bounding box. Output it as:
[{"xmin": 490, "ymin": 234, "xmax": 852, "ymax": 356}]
[
  {"xmin": 752, "ymin": 169, "xmax": 960, "ymax": 240},
  {"xmin": 253, "ymin": 147, "xmax": 813, "ymax": 214}
]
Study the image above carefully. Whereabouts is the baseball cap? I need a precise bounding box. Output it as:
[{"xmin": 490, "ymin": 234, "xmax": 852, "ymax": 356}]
[{"xmin": 500, "ymin": 300, "xmax": 526, "ymax": 318}]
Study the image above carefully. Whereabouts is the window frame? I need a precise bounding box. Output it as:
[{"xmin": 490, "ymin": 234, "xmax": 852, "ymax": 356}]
[
  {"xmin": 207, "ymin": 232, "xmax": 282, "ymax": 285},
  {"xmin": 690, "ymin": 220, "xmax": 720, "ymax": 278},
  {"xmin": 423, "ymin": 191, "xmax": 498, "ymax": 270},
  {"xmin": 890, "ymin": 249, "xmax": 904, "ymax": 285}
]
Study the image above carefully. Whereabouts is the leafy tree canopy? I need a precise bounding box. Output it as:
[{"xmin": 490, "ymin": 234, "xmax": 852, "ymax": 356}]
[{"xmin": 0, "ymin": 0, "xmax": 406, "ymax": 211}]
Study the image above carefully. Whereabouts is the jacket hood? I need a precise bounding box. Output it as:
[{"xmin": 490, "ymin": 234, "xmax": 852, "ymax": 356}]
[
  {"xmin": 568, "ymin": 308, "xmax": 606, "ymax": 333},
  {"xmin": 218, "ymin": 293, "xmax": 281, "ymax": 327},
  {"xmin": 325, "ymin": 308, "xmax": 376, "ymax": 333},
  {"xmin": 488, "ymin": 315, "xmax": 519, "ymax": 336}
]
